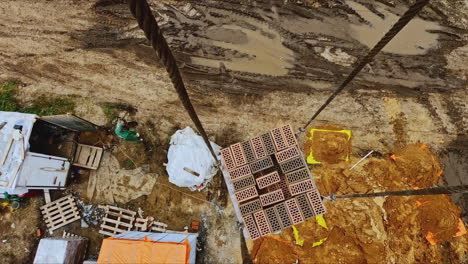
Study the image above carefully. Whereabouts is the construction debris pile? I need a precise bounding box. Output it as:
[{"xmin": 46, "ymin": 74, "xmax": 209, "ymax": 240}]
[{"xmin": 220, "ymin": 125, "xmax": 326, "ymax": 239}]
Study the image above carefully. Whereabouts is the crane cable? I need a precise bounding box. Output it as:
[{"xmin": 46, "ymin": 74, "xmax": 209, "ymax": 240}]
[
  {"xmin": 324, "ymin": 185, "xmax": 468, "ymax": 202},
  {"xmin": 127, "ymin": 0, "xmax": 218, "ymax": 162},
  {"xmin": 300, "ymin": 0, "xmax": 430, "ymax": 133}
]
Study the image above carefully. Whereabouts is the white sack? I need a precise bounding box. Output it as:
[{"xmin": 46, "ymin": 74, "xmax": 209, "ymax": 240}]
[{"xmin": 166, "ymin": 127, "xmax": 220, "ymax": 191}]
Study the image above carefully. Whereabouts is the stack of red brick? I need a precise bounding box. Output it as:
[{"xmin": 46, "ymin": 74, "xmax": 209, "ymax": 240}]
[{"xmin": 221, "ymin": 125, "xmax": 326, "ymax": 240}]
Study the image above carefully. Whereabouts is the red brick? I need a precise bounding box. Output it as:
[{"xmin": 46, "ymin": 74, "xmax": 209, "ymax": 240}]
[
  {"xmin": 220, "ymin": 148, "xmax": 236, "ymax": 171},
  {"xmin": 229, "ymin": 165, "xmax": 252, "ymax": 181},
  {"xmin": 261, "ymin": 133, "xmax": 276, "ymax": 155},
  {"xmin": 251, "ymin": 136, "xmax": 267, "ymax": 159},
  {"xmin": 285, "ymin": 168, "xmax": 311, "ymax": 184},
  {"xmin": 256, "ymin": 171, "xmax": 281, "ymax": 189},
  {"xmin": 264, "ymin": 206, "xmax": 282, "ymax": 233},
  {"xmin": 306, "ymin": 189, "xmax": 326, "ymax": 215},
  {"xmin": 285, "ymin": 198, "xmax": 304, "ymax": 225},
  {"xmin": 275, "ymin": 202, "xmax": 292, "ymax": 228},
  {"xmin": 243, "ymin": 214, "xmax": 261, "ymax": 240},
  {"xmin": 250, "ymin": 156, "xmax": 273, "ymax": 173},
  {"xmin": 295, "ymin": 194, "xmax": 315, "ymax": 220},
  {"xmin": 281, "ymin": 124, "xmax": 298, "ymax": 147},
  {"xmin": 232, "ymin": 175, "xmax": 256, "ymax": 191},
  {"xmin": 230, "ymin": 143, "xmax": 247, "ymax": 167},
  {"xmin": 275, "ymin": 146, "xmax": 300, "ymax": 163},
  {"xmin": 239, "ymin": 199, "xmax": 262, "ymax": 216},
  {"xmin": 234, "ymin": 186, "xmax": 259, "ymax": 203},
  {"xmin": 241, "ymin": 141, "xmax": 256, "ymax": 163},
  {"xmin": 279, "ymin": 156, "xmax": 306, "ymax": 174},
  {"xmin": 253, "ymin": 210, "xmax": 272, "ymax": 237},
  {"xmin": 278, "ymin": 173, "xmax": 292, "ymax": 199},
  {"xmin": 288, "ymin": 179, "xmax": 315, "ymax": 196},
  {"xmin": 271, "ymin": 127, "xmax": 288, "ymax": 151},
  {"xmin": 259, "ymin": 189, "xmax": 285, "ymax": 206}
]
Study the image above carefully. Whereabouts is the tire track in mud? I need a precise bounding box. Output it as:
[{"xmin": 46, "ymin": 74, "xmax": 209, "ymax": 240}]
[
  {"xmin": 155, "ymin": 1, "xmax": 464, "ymax": 95},
  {"xmin": 79, "ymin": 0, "xmax": 466, "ymax": 95}
]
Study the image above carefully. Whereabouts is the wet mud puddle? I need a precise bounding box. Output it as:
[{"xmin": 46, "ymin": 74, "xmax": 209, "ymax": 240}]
[
  {"xmin": 346, "ymin": 1, "xmax": 442, "ymax": 55},
  {"xmin": 190, "ymin": 9, "xmax": 295, "ymax": 76}
]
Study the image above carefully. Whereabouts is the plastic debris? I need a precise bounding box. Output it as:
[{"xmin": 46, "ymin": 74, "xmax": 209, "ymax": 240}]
[
  {"xmin": 115, "ymin": 121, "xmax": 141, "ymax": 142},
  {"xmin": 316, "ymin": 215, "xmax": 328, "ymax": 230},
  {"xmin": 312, "ymin": 237, "xmax": 327, "ymax": 247},
  {"xmin": 291, "ymin": 226, "xmax": 304, "ymax": 246}
]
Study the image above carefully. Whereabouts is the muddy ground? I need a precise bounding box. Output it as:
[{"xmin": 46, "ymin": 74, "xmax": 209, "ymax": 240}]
[{"xmin": 0, "ymin": 0, "xmax": 467, "ymax": 263}]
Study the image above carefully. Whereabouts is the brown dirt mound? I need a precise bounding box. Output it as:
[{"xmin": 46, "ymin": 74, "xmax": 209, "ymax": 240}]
[
  {"xmin": 417, "ymin": 195, "xmax": 461, "ymax": 243},
  {"xmin": 253, "ymin": 142, "xmax": 467, "ymax": 264},
  {"xmin": 303, "ymin": 126, "xmax": 351, "ymax": 164},
  {"xmin": 391, "ymin": 143, "xmax": 443, "ymax": 188}
]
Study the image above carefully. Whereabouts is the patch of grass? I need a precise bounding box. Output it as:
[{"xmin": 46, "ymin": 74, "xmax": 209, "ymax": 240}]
[
  {"xmin": 0, "ymin": 81, "xmax": 20, "ymax": 111},
  {"xmin": 125, "ymin": 159, "xmax": 134, "ymax": 169},
  {"xmin": 21, "ymin": 96, "xmax": 75, "ymax": 116},
  {"xmin": 102, "ymin": 103, "xmax": 128, "ymax": 122},
  {"xmin": 0, "ymin": 81, "xmax": 75, "ymax": 115}
]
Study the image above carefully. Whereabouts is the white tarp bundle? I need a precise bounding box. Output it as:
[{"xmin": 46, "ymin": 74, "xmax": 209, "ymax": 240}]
[
  {"xmin": 0, "ymin": 111, "xmax": 37, "ymax": 195},
  {"xmin": 166, "ymin": 127, "xmax": 220, "ymax": 191}
]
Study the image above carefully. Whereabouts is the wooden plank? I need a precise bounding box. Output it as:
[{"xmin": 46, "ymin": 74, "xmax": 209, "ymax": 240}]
[
  {"xmin": 92, "ymin": 148, "xmax": 103, "ymax": 168},
  {"xmin": 48, "ymin": 215, "xmax": 81, "ymax": 231},
  {"xmin": 107, "ymin": 205, "xmax": 136, "ymax": 215},
  {"xmin": 77, "ymin": 146, "xmax": 90, "ymax": 165},
  {"xmin": 45, "ymin": 209, "xmax": 80, "ymax": 223},
  {"xmin": 101, "ymin": 217, "xmax": 133, "ymax": 228},
  {"xmin": 42, "ymin": 203, "xmax": 76, "ymax": 218},
  {"xmin": 100, "ymin": 223, "xmax": 129, "ymax": 234},
  {"xmin": 47, "ymin": 215, "xmax": 80, "ymax": 229},
  {"xmin": 88, "ymin": 148, "xmax": 97, "ymax": 166},
  {"xmin": 105, "ymin": 211, "xmax": 135, "ymax": 221},
  {"xmin": 44, "ymin": 209, "xmax": 79, "ymax": 224},
  {"xmin": 41, "ymin": 200, "xmax": 76, "ymax": 214},
  {"xmin": 151, "ymin": 226, "xmax": 167, "ymax": 232},
  {"xmin": 40, "ymin": 195, "xmax": 74, "ymax": 210}
]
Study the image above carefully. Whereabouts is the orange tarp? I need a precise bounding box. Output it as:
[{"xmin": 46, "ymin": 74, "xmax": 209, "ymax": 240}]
[{"xmin": 97, "ymin": 236, "xmax": 191, "ymax": 264}]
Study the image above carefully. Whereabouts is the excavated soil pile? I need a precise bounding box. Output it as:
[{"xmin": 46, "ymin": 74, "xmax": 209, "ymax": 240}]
[
  {"xmin": 392, "ymin": 144, "xmax": 443, "ymax": 188},
  {"xmin": 417, "ymin": 195, "xmax": 462, "ymax": 243},
  {"xmin": 303, "ymin": 126, "xmax": 351, "ymax": 164},
  {"xmin": 253, "ymin": 143, "xmax": 467, "ymax": 264}
]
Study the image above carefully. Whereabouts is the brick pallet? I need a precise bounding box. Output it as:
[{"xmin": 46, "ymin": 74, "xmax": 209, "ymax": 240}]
[{"xmin": 220, "ymin": 125, "xmax": 326, "ymax": 240}]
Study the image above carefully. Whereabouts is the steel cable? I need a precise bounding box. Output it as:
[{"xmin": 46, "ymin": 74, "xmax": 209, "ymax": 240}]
[
  {"xmin": 326, "ymin": 185, "xmax": 468, "ymax": 201},
  {"xmin": 301, "ymin": 0, "xmax": 430, "ymax": 132},
  {"xmin": 127, "ymin": 0, "xmax": 218, "ymax": 162}
]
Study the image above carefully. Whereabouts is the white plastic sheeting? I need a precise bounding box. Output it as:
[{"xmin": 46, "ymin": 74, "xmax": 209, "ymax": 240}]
[
  {"xmin": 166, "ymin": 127, "xmax": 220, "ymax": 191},
  {"xmin": 0, "ymin": 112, "xmax": 37, "ymax": 195}
]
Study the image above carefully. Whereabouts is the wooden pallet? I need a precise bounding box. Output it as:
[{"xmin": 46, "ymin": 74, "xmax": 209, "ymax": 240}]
[
  {"xmin": 73, "ymin": 144, "xmax": 103, "ymax": 170},
  {"xmin": 99, "ymin": 205, "xmax": 136, "ymax": 237},
  {"xmin": 40, "ymin": 195, "xmax": 81, "ymax": 232},
  {"xmin": 134, "ymin": 217, "xmax": 168, "ymax": 232}
]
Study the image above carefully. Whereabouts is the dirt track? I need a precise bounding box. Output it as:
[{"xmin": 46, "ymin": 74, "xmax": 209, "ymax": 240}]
[{"xmin": 0, "ymin": 0, "xmax": 467, "ymax": 263}]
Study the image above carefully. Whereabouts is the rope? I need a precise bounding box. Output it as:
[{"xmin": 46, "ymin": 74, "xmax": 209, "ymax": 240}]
[
  {"xmin": 127, "ymin": 0, "xmax": 218, "ymax": 162},
  {"xmin": 325, "ymin": 185, "xmax": 468, "ymax": 201},
  {"xmin": 301, "ymin": 0, "xmax": 430, "ymax": 132}
]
